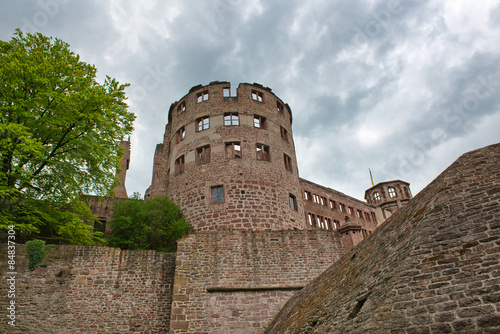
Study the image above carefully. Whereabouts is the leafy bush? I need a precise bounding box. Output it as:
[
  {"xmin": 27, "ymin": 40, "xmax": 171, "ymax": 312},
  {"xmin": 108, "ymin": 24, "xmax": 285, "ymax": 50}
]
[
  {"xmin": 27, "ymin": 239, "xmax": 52, "ymax": 270},
  {"xmin": 107, "ymin": 196, "xmax": 191, "ymax": 252}
]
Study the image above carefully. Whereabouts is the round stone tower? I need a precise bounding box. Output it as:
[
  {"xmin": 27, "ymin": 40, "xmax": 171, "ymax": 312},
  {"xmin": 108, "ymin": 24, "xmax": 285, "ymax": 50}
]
[
  {"xmin": 364, "ymin": 180, "xmax": 412, "ymax": 214},
  {"xmin": 146, "ymin": 82, "xmax": 305, "ymax": 231}
]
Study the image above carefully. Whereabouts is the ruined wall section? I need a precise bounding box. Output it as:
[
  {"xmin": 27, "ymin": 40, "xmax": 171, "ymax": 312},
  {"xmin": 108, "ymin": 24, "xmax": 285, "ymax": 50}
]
[
  {"xmin": 170, "ymin": 229, "xmax": 346, "ymax": 333},
  {"xmin": 147, "ymin": 82, "xmax": 305, "ymax": 231},
  {"xmin": 265, "ymin": 143, "xmax": 500, "ymax": 334},
  {"xmin": 300, "ymin": 178, "xmax": 382, "ymax": 232},
  {"xmin": 0, "ymin": 245, "xmax": 176, "ymax": 334}
]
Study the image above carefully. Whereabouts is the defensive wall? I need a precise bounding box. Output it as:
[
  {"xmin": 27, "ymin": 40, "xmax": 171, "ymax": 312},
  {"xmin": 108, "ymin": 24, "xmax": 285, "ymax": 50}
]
[
  {"xmin": 0, "ymin": 245, "xmax": 176, "ymax": 333},
  {"xmin": 0, "ymin": 229, "xmax": 345, "ymax": 334},
  {"xmin": 265, "ymin": 143, "xmax": 500, "ymax": 333},
  {"xmin": 170, "ymin": 229, "xmax": 346, "ymax": 333}
]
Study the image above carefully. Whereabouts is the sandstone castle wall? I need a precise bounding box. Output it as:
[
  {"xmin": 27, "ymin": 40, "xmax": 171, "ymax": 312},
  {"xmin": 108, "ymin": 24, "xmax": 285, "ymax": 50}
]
[
  {"xmin": 265, "ymin": 143, "xmax": 500, "ymax": 333},
  {"xmin": 170, "ymin": 229, "xmax": 346, "ymax": 333},
  {"xmin": 146, "ymin": 82, "xmax": 305, "ymax": 231},
  {"xmin": 0, "ymin": 245, "xmax": 176, "ymax": 333}
]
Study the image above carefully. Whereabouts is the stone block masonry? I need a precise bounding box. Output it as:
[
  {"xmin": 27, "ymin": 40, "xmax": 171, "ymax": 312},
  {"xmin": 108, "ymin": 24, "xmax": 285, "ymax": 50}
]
[
  {"xmin": 170, "ymin": 229, "xmax": 346, "ymax": 333},
  {"xmin": 265, "ymin": 143, "xmax": 500, "ymax": 333},
  {"xmin": 0, "ymin": 245, "xmax": 176, "ymax": 333}
]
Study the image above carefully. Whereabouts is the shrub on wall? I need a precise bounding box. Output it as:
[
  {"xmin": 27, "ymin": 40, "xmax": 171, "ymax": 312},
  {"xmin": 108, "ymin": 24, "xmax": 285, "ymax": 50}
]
[
  {"xmin": 107, "ymin": 196, "xmax": 191, "ymax": 252},
  {"xmin": 27, "ymin": 239, "xmax": 52, "ymax": 270}
]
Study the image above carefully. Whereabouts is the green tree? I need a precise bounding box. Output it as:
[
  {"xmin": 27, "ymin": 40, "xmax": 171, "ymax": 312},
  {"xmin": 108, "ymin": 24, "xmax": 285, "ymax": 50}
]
[
  {"xmin": 0, "ymin": 29, "xmax": 134, "ymax": 201},
  {"xmin": 0, "ymin": 30, "xmax": 135, "ymax": 237},
  {"xmin": 107, "ymin": 196, "xmax": 192, "ymax": 252}
]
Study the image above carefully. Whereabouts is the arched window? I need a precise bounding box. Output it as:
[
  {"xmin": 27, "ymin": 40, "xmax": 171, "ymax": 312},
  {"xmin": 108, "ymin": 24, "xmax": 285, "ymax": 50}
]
[
  {"xmin": 388, "ymin": 187, "xmax": 396, "ymax": 198},
  {"xmin": 373, "ymin": 192, "xmax": 380, "ymax": 202}
]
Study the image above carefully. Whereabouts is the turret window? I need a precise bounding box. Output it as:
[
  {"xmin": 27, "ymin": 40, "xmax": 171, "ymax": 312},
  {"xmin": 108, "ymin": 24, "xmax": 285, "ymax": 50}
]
[
  {"xmin": 177, "ymin": 101, "xmax": 186, "ymax": 114},
  {"xmin": 174, "ymin": 155, "xmax": 185, "ymax": 175},
  {"xmin": 211, "ymin": 185, "xmax": 224, "ymax": 203},
  {"xmin": 196, "ymin": 145, "xmax": 211, "ymax": 164},
  {"xmin": 289, "ymin": 194, "xmax": 298, "ymax": 211},
  {"xmin": 373, "ymin": 192, "xmax": 381, "ymax": 202},
  {"xmin": 197, "ymin": 90, "xmax": 209, "ymax": 103},
  {"xmin": 256, "ymin": 144, "xmax": 270, "ymax": 161},
  {"xmin": 225, "ymin": 142, "xmax": 242, "ymax": 159},
  {"xmin": 280, "ymin": 126, "xmax": 289, "ymax": 142},
  {"xmin": 388, "ymin": 187, "xmax": 396, "ymax": 198},
  {"xmin": 254, "ymin": 115, "xmax": 267, "ymax": 129},
  {"xmin": 224, "ymin": 113, "xmax": 239, "ymax": 126},
  {"xmin": 176, "ymin": 127, "xmax": 186, "ymax": 143},
  {"xmin": 252, "ymin": 90, "xmax": 263, "ymax": 102},
  {"xmin": 284, "ymin": 154, "xmax": 293, "ymax": 172},
  {"xmin": 197, "ymin": 116, "xmax": 210, "ymax": 132}
]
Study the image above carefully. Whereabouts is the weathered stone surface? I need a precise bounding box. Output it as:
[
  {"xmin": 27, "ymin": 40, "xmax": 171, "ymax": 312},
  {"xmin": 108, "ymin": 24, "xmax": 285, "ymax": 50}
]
[
  {"xmin": 265, "ymin": 143, "xmax": 500, "ymax": 333},
  {"xmin": 0, "ymin": 245, "xmax": 176, "ymax": 334}
]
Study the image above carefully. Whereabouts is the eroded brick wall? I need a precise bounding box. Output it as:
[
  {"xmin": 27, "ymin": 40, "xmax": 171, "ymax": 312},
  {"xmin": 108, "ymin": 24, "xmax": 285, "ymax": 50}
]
[
  {"xmin": 0, "ymin": 245, "xmax": 175, "ymax": 333},
  {"xmin": 265, "ymin": 143, "xmax": 500, "ymax": 333},
  {"xmin": 170, "ymin": 229, "xmax": 346, "ymax": 333}
]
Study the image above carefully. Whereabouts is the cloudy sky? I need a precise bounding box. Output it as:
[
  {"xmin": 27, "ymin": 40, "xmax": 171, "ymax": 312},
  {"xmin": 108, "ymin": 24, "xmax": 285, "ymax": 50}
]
[{"xmin": 1, "ymin": 0, "xmax": 499, "ymax": 201}]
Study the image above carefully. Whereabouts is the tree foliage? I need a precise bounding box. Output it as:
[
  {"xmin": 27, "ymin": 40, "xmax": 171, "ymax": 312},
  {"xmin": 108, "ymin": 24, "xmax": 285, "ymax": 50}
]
[
  {"xmin": 107, "ymin": 196, "xmax": 192, "ymax": 253},
  {"xmin": 0, "ymin": 29, "xmax": 135, "ymax": 202},
  {"xmin": 0, "ymin": 30, "xmax": 135, "ymax": 240}
]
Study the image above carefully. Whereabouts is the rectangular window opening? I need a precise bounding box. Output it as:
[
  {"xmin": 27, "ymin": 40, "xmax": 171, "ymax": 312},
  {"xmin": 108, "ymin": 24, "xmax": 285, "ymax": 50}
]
[
  {"xmin": 254, "ymin": 115, "xmax": 267, "ymax": 129},
  {"xmin": 289, "ymin": 194, "xmax": 298, "ymax": 211},
  {"xmin": 223, "ymin": 87, "xmax": 230, "ymax": 97},
  {"xmin": 197, "ymin": 116, "xmax": 210, "ymax": 132},
  {"xmin": 224, "ymin": 113, "xmax": 239, "ymax": 126},
  {"xmin": 196, "ymin": 145, "xmax": 211, "ymax": 165},
  {"xmin": 211, "ymin": 185, "xmax": 224, "ymax": 203},
  {"xmin": 252, "ymin": 90, "xmax": 264, "ymax": 102},
  {"xmin": 284, "ymin": 154, "xmax": 293, "ymax": 172},
  {"xmin": 177, "ymin": 101, "xmax": 186, "ymax": 114},
  {"xmin": 197, "ymin": 90, "xmax": 209, "ymax": 103},
  {"xmin": 175, "ymin": 155, "xmax": 185, "ymax": 175},
  {"xmin": 225, "ymin": 142, "xmax": 242, "ymax": 159},
  {"xmin": 256, "ymin": 143, "xmax": 270, "ymax": 161}
]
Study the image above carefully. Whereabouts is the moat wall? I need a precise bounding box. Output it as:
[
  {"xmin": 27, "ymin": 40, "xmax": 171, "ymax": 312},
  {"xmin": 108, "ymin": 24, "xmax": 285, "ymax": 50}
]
[{"xmin": 0, "ymin": 245, "xmax": 176, "ymax": 333}]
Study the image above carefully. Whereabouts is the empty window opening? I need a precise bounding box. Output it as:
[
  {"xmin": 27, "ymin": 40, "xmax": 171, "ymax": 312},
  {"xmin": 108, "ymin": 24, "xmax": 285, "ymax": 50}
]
[
  {"xmin": 388, "ymin": 187, "xmax": 396, "ymax": 198},
  {"xmin": 224, "ymin": 113, "xmax": 239, "ymax": 126},
  {"xmin": 304, "ymin": 191, "xmax": 312, "ymax": 201},
  {"xmin": 321, "ymin": 197, "xmax": 326, "ymax": 206},
  {"xmin": 197, "ymin": 90, "xmax": 209, "ymax": 103},
  {"xmin": 308, "ymin": 213, "xmax": 315, "ymax": 225},
  {"xmin": 284, "ymin": 154, "xmax": 293, "ymax": 172},
  {"xmin": 277, "ymin": 102, "xmax": 284, "ymax": 113},
  {"xmin": 176, "ymin": 127, "xmax": 186, "ymax": 143},
  {"xmin": 254, "ymin": 115, "xmax": 267, "ymax": 129},
  {"xmin": 223, "ymin": 87, "xmax": 230, "ymax": 97},
  {"xmin": 196, "ymin": 116, "xmax": 210, "ymax": 132},
  {"xmin": 225, "ymin": 142, "xmax": 242, "ymax": 159},
  {"xmin": 339, "ymin": 203, "xmax": 345, "ymax": 212},
  {"xmin": 196, "ymin": 145, "xmax": 211, "ymax": 165},
  {"xmin": 280, "ymin": 126, "xmax": 289, "ymax": 142},
  {"xmin": 94, "ymin": 219, "xmax": 106, "ymax": 233},
  {"xmin": 175, "ymin": 155, "xmax": 185, "ymax": 175},
  {"xmin": 211, "ymin": 185, "xmax": 224, "ymax": 203},
  {"xmin": 252, "ymin": 90, "xmax": 263, "ymax": 102},
  {"xmin": 256, "ymin": 143, "xmax": 270, "ymax": 161},
  {"xmin": 357, "ymin": 209, "xmax": 362, "ymax": 218},
  {"xmin": 177, "ymin": 101, "xmax": 186, "ymax": 114},
  {"xmin": 325, "ymin": 218, "xmax": 332, "ymax": 230},
  {"xmin": 289, "ymin": 194, "xmax": 298, "ymax": 211}
]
